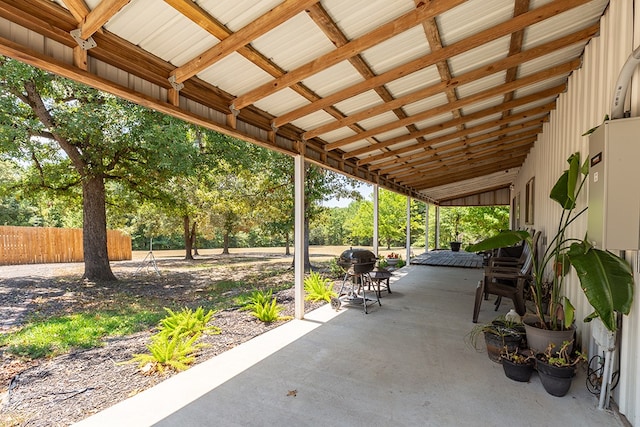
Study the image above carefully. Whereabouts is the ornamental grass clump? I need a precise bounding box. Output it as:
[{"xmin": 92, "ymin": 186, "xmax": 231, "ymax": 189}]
[
  {"xmin": 130, "ymin": 306, "xmax": 218, "ymax": 374},
  {"xmin": 304, "ymin": 271, "xmax": 337, "ymax": 303}
]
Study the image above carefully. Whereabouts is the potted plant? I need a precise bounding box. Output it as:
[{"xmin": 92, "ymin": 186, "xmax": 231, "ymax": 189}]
[
  {"xmin": 450, "ymin": 210, "xmax": 463, "ymax": 251},
  {"xmin": 386, "ymin": 252, "xmax": 401, "ymax": 267},
  {"xmin": 467, "ymin": 153, "xmax": 634, "ymax": 352},
  {"xmin": 467, "ymin": 315, "xmax": 526, "ymax": 363},
  {"xmin": 500, "ymin": 348, "xmax": 535, "ymax": 382},
  {"xmin": 536, "ymin": 340, "xmax": 586, "ymax": 397}
]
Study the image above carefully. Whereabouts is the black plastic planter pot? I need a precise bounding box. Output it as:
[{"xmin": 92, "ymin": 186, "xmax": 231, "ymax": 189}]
[
  {"xmin": 484, "ymin": 331, "xmax": 523, "ymax": 363},
  {"xmin": 502, "ymin": 358, "xmax": 534, "ymax": 382},
  {"xmin": 536, "ymin": 358, "xmax": 576, "ymax": 397}
]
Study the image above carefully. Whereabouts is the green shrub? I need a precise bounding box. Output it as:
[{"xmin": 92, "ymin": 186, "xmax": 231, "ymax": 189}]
[
  {"xmin": 247, "ymin": 289, "xmax": 274, "ymax": 308},
  {"xmin": 244, "ymin": 290, "xmax": 290, "ymax": 323},
  {"xmin": 159, "ymin": 306, "xmax": 220, "ymax": 336},
  {"xmin": 131, "ymin": 331, "xmax": 202, "ymax": 374},
  {"xmin": 129, "ymin": 306, "xmax": 219, "ymax": 374},
  {"xmin": 328, "ymin": 257, "xmax": 345, "ymax": 277},
  {"xmin": 251, "ymin": 298, "xmax": 282, "ymax": 322},
  {"xmin": 304, "ymin": 271, "xmax": 337, "ymax": 303}
]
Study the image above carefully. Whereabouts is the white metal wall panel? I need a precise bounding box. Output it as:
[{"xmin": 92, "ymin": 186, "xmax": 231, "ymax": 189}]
[{"xmin": 513, "ymin": 1, "xmax": 639, "ymax": 423}]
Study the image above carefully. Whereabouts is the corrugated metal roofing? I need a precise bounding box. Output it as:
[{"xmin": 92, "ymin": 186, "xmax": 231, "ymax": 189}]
[{"xmin": 0, "ymin": 0, "xmax": 611, "ymax": 205}]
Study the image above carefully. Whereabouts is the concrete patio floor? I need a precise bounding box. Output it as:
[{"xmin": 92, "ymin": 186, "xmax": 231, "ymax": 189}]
[{"xmin": 75, "ymin": 265, "xmax": 624, "ymax": 426}]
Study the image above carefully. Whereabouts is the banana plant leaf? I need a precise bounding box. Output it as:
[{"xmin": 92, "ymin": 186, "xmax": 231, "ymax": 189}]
[
  {"xmin": 567, "ymin": 241, "xmax": 634, "ymax": 331},
  {"xmin": 465, "ymin": 230, "xmax": 530, "ymax": 253}
]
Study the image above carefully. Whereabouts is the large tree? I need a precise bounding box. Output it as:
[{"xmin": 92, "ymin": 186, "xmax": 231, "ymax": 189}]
[{"xmin": 0, "ymin": 59, "xmax": 198, "ymax": 280}]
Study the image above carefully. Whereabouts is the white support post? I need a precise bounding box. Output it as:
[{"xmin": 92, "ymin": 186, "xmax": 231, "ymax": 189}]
[
  {"xmin": 435, "ymin": 205, "xmax": 440, "ymax": 250},
  {"xmin": 294, "ymin": 153, "xmax": 305, "ymax": 320},
  {"xmin": 373, "ymin": 184, "xmax": 379, "ymax": 257},
  {"xmin": 425, "ymin": 203, "xmax": 430, "ymax": 251},
  {"xmin": 405, "ymin": 196, "xmax": 411, "ymax": 263}
]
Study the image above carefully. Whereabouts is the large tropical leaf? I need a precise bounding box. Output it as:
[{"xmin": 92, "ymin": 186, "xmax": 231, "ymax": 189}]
[
  {"xmin": 550, "ymin": 153, "xmax": 582, "ymax": 209},
  {"xmin": 567, "ymin": 241, "xmax": 634, "ymax": 331},
  {"xmin": 465, "ymin": 230, "xmax": 529, "ymax": 253}
]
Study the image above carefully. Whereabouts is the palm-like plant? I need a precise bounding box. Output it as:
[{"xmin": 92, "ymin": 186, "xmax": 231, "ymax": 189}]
[{"xmin": 467, "ymin": 153, "xmax": 633, "ymax": 332}]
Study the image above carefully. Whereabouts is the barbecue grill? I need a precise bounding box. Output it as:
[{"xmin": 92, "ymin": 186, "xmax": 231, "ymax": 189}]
[{"xmin": 332, "ymin": 248, "xmax": 381, "ymax": 313}]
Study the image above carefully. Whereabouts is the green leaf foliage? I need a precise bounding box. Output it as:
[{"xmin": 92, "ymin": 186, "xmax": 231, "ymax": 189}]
[
  {"xmin": 244, "ymin": 290, "xmax": 289, "ymax": 322},
  {"xmin": 130, "ymin": 306, "xmax": 218, "ymax": 374},
  {"xmin": 567, "ymin": 242, "xmax": 634, "ymax": 331},
  {"xmin": 304, "ymin": 271, "xmax": 337, "ymax": 302},
  {"xmin": 131, "ymin": 331, "xmax": 202, "ymax": 374},
  {"xmin": 465, "ymin": 230, "xmax": 530, "ymax": 253}
]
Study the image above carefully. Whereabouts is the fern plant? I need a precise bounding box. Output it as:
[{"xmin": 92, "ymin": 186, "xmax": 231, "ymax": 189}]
[
  {"xmin": 160, "ymin": 306, "xmax": 220, "ymax": 336},
  {"xmin": 244, "ymin": 290, "xmax": 290, "ymax": 322},
  {"xmin": 304, "ymin": 271, "xmax": 337, "ymax": 303},
  {"xmin": 131, "ymin": 331, "xmax": 202, "ymax": 374},
  {"xmin": 250, "ymin": 298, "xmax": 282, "ymax": 322},
  {"xmin": 242, "ymin": 289, "xmax": 274, "ymax": 310},
  {"xmin": 129, "ymin": 306, "xmax": 219, "ymax": 374}
]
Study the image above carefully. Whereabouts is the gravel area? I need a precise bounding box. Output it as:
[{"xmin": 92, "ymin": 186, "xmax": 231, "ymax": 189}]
[{"xmin": 0, "ymin": 255, "xmax": 328, "ymax": 426}]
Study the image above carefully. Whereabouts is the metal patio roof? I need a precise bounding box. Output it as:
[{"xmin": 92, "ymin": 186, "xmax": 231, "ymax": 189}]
[{"xmin": 0, "ymin": 0, "xmax": 609, "ymax": 204}]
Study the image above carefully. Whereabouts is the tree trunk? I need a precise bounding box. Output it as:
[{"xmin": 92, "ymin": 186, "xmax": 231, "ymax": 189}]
[
  {"xmin": 222, "ymin": 231, "xmax": 230, "ymax": 255},
  {"xmin": 82, "ymin": 176, "xmax": 117, "ymax": 281},
  {"xmin": 190, "ymin": 221, "xmax": 198, "ymax": 256},
  {"xmin": 303, "ymin": 215, "xmax": 311, "ymax": 271},
  {"xmin": 284, "ymin": 231, "xmax": 291, "ymax": 256},
  {"xmin": 183, "ymin": 216, "xmax": 194, "ymax": 260}
]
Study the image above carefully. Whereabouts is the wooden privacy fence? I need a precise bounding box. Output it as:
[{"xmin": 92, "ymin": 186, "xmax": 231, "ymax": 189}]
[{"xmin": 0, "ymin": 226, "xmax": 131, "ymax": 265}]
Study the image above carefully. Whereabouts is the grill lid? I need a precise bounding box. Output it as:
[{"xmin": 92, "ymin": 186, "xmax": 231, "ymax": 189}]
[{"xmin": 338, "ymin": 248, "xmax": 377, "ymax": 269}]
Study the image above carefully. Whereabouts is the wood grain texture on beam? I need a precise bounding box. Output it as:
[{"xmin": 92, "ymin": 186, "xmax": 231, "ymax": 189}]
[
  {"xmin": 327, "ymin": 59, "xmax": 578, "ymax": 151},
  {"xmin": 169, "ymin": 0, "xmax": 319, "ymax": 84},
  {"xmin": 304, "ymin": 24, "xmax": 594, "ymax": 142},
  {"xmin": 80, "ymin": 0, "xmax": 130, "ymax": 39},
  {"xmin": 231, "ymin": 0, "xmax": 466, "ymax": 110},
  {"xmin": 275, "ymin": 0, "xmax": 593, "ymax": 129}
]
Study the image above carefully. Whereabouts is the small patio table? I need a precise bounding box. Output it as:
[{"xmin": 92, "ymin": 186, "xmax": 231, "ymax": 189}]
[{"xmin": 368, "ymin": 267, "xmax": 392, "ymax": 298}]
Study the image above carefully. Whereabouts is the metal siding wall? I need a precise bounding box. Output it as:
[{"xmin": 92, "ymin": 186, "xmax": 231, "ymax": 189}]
[
  {"xmin": 620, "ymin": 1, "xmax": 640, "ymax": 422},
  {"xmin": 514, "ymin": 1, "xmax": 639, "ymax": 423}
]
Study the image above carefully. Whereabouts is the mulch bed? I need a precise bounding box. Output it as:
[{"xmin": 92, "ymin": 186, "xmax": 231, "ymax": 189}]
[{"xmin": 0, "ymin": 255, "xmax": 329, "ymax": 426}]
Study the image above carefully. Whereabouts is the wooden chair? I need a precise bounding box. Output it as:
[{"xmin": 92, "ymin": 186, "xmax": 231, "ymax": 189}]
[{"xmin": 472, "ymin": 231, "xmax": 540, "ymax": 323}]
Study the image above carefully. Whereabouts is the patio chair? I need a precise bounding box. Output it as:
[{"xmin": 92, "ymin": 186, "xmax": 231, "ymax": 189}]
[{"xmin": 472, "ymin": 231, "xmax": 540, "ymax": 323}]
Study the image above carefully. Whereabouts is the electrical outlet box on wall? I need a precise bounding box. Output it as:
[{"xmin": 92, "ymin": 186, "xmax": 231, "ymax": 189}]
[{"xmin": 588, "ymin": 117, "xmax": 640, "ymax": 250}]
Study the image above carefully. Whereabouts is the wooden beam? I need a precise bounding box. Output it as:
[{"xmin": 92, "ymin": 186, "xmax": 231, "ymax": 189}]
[
  {"xmin": 373, "ymin": 125, "xmax": 542, "ymax": 175},
  {"xmin": 168, "ymin": 0, "xmax": 320, "ymax": 84},
  {"xmin": 344, "ymin": 89, "xmax": 562, "ymax": 160},
  {"xmin": 410, "ymin": 157, "xmax": 527, "ymax": 190},
  {"xmin": 391, "ymin": 136, "xmax": 537, "ymax": 180},
  {"xmin": 166, "ymin": 0, "xmax": 363, "ymax": 135},
  {"xmin": 501, "ymin": 0, "xmax": 531, "ymax": 113},
  {"xmin": 80, "ymin": 0, "xmax": 130, "ymax": 39},
  {"xmin": 327, "ymin": 59, "xmax": 578, "ymax": 151},
  {"xmin": 382, "ymin": 129, "xmax": 539, "ymax": 175},
  {"xmin": 231, "ymin": 0, "xmax": 467, "ymax": 110},
  {"xmin": 303, "ymin": 24, "xmax": 596, "ymax": 142},
  {"xmin": 306, "ymin": 2, "xmax": 427, "ymax": 150},
  {"xmin": 361, "ymin": 107, "xmax": 551, "ymax": 168},
  {"xmin": 73, "ymin": 45, "xmax": 87, "ymax": 70},
  {"xmin": 274, "ymin": 0, "xmax": 593, "ymax": 129},
  {"xmin": 60, "ymin": 0, "xmax": 90, "ymax": 24}
]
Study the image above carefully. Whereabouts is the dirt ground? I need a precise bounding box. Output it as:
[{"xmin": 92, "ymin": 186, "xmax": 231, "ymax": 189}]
[{"xmin": 0, "ymin": 247, "xmax": 353, "ymax": 427}]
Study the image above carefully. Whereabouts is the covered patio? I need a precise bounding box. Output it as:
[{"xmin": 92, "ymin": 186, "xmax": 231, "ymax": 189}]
[
  {"xmin": 75, "ymin": 264, "xmax": 623, "ymax": 426},
  {"xmin": 1, "ymin": 0, "xmax": 640, "ymax": 424}
]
